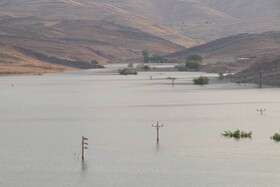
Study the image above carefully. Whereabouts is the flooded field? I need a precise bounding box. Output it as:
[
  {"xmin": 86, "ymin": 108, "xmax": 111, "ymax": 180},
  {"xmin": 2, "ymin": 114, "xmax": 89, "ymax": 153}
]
[{"xmin": 1, "ymin": 66, "xmax": 280, "ymax": 186}]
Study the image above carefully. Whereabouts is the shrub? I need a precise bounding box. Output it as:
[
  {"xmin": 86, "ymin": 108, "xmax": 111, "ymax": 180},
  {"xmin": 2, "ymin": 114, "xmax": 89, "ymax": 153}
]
[
  {"xmin": 185, "ymin": 60, "xmax": 202, "ymax": 70},
  {"xmin": 91, "ymin": 60, "xmax": 99, "ymax": 65},
  {"xmin": 193, "ymin": 76, "xmax": 209, "ymax": 85},
  {"xmin": 222, "ymin": 130, "xmax": 252, "ymax": 139},
  {"xmin": 119, "ymin": 68, "xmax": 138, "ymax": 75},
  {"xmin": 127, "ymin": 63, "xmax": 134, "ymax": 68},
  {"xmin": 142, "ymin": 50, "xmax": 149, "ymax": 63},
  {"xmin": 143, "ymin": 65, "xmax": 150, "ymax": 71},
  {"xmin": 185, "ymin": 53, "xmax": 203, "ymax": 70},
  {"xmin": 218, "ymin": 72, "xmax": 224, "ymax": 80},
  {"xmin": 271, "ymin": 133, "xmax": 280, "ymax": 141},
  {"xmin": 175, "ymin": 64, "xmax": 187, "ymax": 71},
  {"xmin": 187, "ymin": 53, "xmax": 202, "ymax": 62},
  {"xmin": 149, "ymin": 54, "xmax": 163, "ymax": 63}
]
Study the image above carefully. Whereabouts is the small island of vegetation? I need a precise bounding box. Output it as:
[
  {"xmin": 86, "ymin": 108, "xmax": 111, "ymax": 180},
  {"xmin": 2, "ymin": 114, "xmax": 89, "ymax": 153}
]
[
  {"xmin": 175, "ymin": 53, "xmax": 203, "ymax": 71},
  {"xmin": 119, "ymin": 68, "xmax": 138, "ymax": 75},
  {"xmin": 193, "ymin": 76, "xmax": 209, "ymax": 85},
  {"xmin": 119, "ymin": 63, "xmax": 138, "ymax": 75},
  {"xmin": 271, "ymin": 133, "xmax": 280, "ymax": 142},
  {"xmin": 142, "ymin": 50, "xmax": 164, "ymax": 63},
  {"xmin": 222, "ymin": 130, "xmax": 252, "ymax": 139},
  {"xmin": 142, "ymin": 65, "xmax": 151, "ymax": 71}
]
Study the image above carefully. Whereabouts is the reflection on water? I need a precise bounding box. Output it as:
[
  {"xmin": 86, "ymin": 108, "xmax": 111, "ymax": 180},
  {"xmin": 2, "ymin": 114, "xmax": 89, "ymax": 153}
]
[
  {"xmin": 81, "ymin": 160, "xmax": 88, "ymax": 171},
  {"xmin": 156, "ymin": 143, "xmax": 160, "ymax": 153},
  {"xmin": 1, "ymin": 68, "xmax": 280, "ymax": 186}
]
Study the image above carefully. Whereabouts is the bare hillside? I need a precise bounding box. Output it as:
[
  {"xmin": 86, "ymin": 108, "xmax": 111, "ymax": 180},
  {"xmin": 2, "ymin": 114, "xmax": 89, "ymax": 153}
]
[
  {"xmin": 232, "ymin": 55, "xmax": 280, "ymax": 86},
  {"xmin": 0, "ymin": 0, "xmax": 279, "ymax": 73},
  {"xmin": 90, "ymin": 0, "xmax": 280, "ymax": 41},
  {"xmin": 0, "ymin": 16, "xmax": 185, "ymax": 61},
  {"xmin": 194, "ymin": 0, "xmax": 280, "ymax": 40},
  {"xmin": 0, "ymin": 43, "xmax": 74, "ymax": 74},
  {"xmin": 0, "ymin": 0, "xmax": 197, "ymax": 73},
  {"xmin": 167, "ymin": 31, "xmax": 280, "ymax": 86},
  {"xmin": 0, "ymin": 0, "xmax": 195, "ymax": 47},
  {"xmin": 167, "ymin": 32, "xmax": 280, "ymax": 64}
]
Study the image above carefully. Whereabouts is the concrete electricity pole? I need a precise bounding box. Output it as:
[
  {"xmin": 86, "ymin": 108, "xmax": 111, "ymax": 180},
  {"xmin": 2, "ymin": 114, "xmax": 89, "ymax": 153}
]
[
  {"xmin": 259, "ymin": 71, "xmax": 263, "ymax": 88},
  {"xmin": 82, "ymin": 136, "xmax": 89, "ymax": 161},
  {"xmin": 152, "ymin": 122, "xmax": 164, "ymax": 144},
  {"xmin": 167, "ymin": 77, "xmax": 177, "ymax": 87},
  {"xmin": 257, "ymin": 109, "xmax": 266, "ymax": 115}
]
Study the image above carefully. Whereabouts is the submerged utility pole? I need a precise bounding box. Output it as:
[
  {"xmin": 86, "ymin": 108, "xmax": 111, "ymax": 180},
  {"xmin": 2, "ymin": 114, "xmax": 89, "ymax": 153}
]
[
  {"xmin": 228, "ymin": 70, "xmax": 233, "ymax": 82},
  {"xmin": 167, "ymin": 77, "xmax": 176, "ymax": 87},
  {"xmin": 257, "ymin": 67, "xmax": 263, "ymax": 89},
  {"xmin": 257, "ymin": 109, "xmax": 266, "ymax": 115},
  {"xmin": 82, "ymin": 136, "xmax": 89, "ymax": 161},
  {"xmin": 259, "ymin": 71, "xmax": 263, "ymax": 88},
  {"xmin": 152, "ymin": 122, "xmax": 164, "ymax": 144}
]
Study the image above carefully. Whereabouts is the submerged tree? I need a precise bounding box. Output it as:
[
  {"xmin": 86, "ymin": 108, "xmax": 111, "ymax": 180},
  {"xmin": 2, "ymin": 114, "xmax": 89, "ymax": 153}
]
[
  {"xmin": 149, "ymin": 54, "xmax": 163, "ymax": 63},
  {"xmin": 187, "ymin": 53, "xmax": 203, "ymax": 62},
  {"xmin": 271, "ymin": 133, "xmax": 280, "ymax": 142},
  {"xmin": 185, "ymin": 53, "xmax": 203, "ymax": 70},
  {"xmin": 142, "ymin": 50, "xmax": 150, "ymax": 63},
  {"xmin": 222, "ymin": 130, "xmax": 252, "ymax": 139},
  {"xmin": 193, "ymin": 76, "xmax": 209, "ymax": 85}
]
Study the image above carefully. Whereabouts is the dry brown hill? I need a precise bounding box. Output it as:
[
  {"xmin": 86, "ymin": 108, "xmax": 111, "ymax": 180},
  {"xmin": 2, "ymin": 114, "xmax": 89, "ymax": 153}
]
[
  {"xmin": 167, "ymin": 31, "xmax": 280, "ymax": 86},
  {"xmin": 0, "ymin": 16, "xmax": 185, "ymax": 61},
  {"xmin": 95, "ymin": 0, "xmax": 280, "ymax": 41},
  {"xmin": 0, "ymin": 0, "xmax": 196, "ymax": 47},
  {"xmin": 167, "ymin": 32, "xmax": 280, "ymax": 64},
  {"xmin": 0, "ymin": 16, "xmax": 186, "ymax": 73},
  {"xmin": 0, "ymin": 0, "xmax": 280, "ymax": 73},
  {"xmin": 0, "ymin": 43, "xmax": 74, "ymax": 74},
  {"xmin": 0, "ymin": 0, "xmax": 196, "ymax": 73},
  {"xmin": 192, "ymin": 0, "xmax": 280, "ymax": 40},
  {"xmin": 232, "ymin": 55, "xmax": 280, "ymax": 86}
]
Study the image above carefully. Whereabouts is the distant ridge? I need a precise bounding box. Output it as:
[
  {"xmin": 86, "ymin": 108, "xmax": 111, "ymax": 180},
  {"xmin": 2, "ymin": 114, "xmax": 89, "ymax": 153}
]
[
  {"xmin": 167, "ymin": 32, "xmax": 280, "ymax": 62},
  {"xmin": 15, "ymin": 46, "xmax": 104, "ymax": 69},
  {"xmin": 0, "ymin": 0, "xmax": 280, "ymax": 73}
]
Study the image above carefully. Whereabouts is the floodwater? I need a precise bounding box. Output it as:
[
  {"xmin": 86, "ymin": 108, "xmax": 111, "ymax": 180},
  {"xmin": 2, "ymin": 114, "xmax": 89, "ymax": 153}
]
[{"xmin": 1, "ymin": 66, "xmax": 280, "ymax": 187}]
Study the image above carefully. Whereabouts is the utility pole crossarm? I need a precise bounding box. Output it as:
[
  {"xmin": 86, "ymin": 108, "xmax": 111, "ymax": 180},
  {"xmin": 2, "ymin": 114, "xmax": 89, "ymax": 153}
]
[{"xmin": 257, "ymin": 109, "xmax": 266, "ymax": 115}]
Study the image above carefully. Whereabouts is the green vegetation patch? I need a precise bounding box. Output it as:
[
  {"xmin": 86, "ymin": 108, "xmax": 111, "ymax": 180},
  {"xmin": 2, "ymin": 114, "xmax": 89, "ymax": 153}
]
[
  {"xmin": 175, "ymin": 53, "xmax": 203, "ymax": 71},
  {"xmin": 193, "ymin": 76, "xmax": 209, "ymax": 85},
  {"xmin": 185, "ymin": 60, "xmax": 202, "ymax": 70},
  {"xmin": 175, "ymin": 63, "xmax": 187, "ymax": 71},
  {"xmin": 271, "ymin": 133, "xmax": 280, "ymax": 142},
  {"xmin": 222, "ymin": 130, "xmax": 252, "ymax": 139},
  {"xmin": 185, "ymin": 53, "xmax": 203, "ymax": 70},
  {"xmin": 142, "ymin": 50, "xmax": 150, "ymax": 63},
  {"xmin": 119, "ymin": 68, "xmax": 138, "ymax": 75},
  {"xmin": 149, "ymin": 54, "xmax": 163, "ymax": 63},
  {"xmin": 141, "ymin": 50, "xmax": 164, "ymax": 63},
  {"xmin": 142, "ymin": 65, "xmax": 151, "ymax": 71}
]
